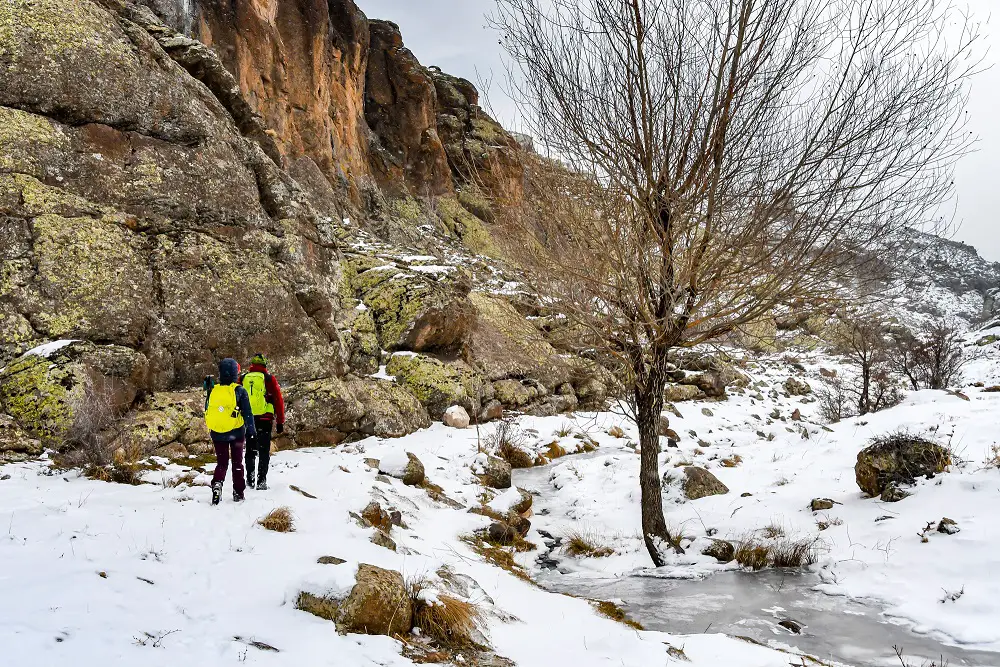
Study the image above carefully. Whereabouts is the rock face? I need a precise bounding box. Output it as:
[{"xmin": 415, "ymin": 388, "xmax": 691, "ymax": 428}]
[
  {"xmin": 682, "ymin": 466, "xmax": 730, "ymax": 500},
  {"xmin": 0, "ymin": 0, "xmax": 603, "ymax": 451},
  {"xmin": 855, "ymin": 434, "xmax": 951, "ymax": 498}
]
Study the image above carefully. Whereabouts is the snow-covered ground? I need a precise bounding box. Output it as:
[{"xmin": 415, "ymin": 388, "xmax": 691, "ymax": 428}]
[
  {"xmin": 0, "ymin": 426, "xmax": 808, "ymax": 667},
  {"xmin": 522, "ymin": 347, "xmax": 1000, "ymax": 654},
  {"xmin": 3, "ymin": 338, "xmax": 1000, "ymax": 666}
]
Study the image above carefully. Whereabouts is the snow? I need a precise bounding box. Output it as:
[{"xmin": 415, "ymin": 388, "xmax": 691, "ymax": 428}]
[
  {"xmin": 23, "ymin": 339, "xmax": 77, "ymax": 358},
  {"xmin": 5, "ymin": 334, "xmax": 1000, "ymax": 664},
  {"xmin": 0, "ymin": 422, "xmax": 806, "ymax": 667}
]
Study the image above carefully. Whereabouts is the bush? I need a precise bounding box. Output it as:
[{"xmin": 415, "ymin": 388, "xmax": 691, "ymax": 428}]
[
  {"xmin": 734, "ymin": 535, "xmax": 818, "ymax": 570},
  {"xmin": 487, "ymin": 419, "xmax": 534, "ymax": 468},
  {"xmin": 409, "ymin": 579, "xmax": 484, "ymax": 649},
  {"xmin": 258, "ymin": 507, "xmax": 295, "ymax": 532}
]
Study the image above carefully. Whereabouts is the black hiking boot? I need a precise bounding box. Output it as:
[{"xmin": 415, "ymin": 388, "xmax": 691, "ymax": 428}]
[
  {"xmin": 233, "ymin": 489, "xmax": 245, "ymax": 502},
  {"xmin": 256, "ymin": 478, "xmax": 268, "ymax": 491},
  {"xmin": 211, "ymin": 481, "xmax": 222, "ymax": 506},
  {"xmin": 247, "ymin": 474, "xmax": 256, "ymax": 490}
]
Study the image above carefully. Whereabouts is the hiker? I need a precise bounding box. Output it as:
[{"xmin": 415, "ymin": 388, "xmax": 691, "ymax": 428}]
[
  {"xmin": 240, "ymin": 353, "xmax": 286, "ymax": 491},
  {"xmin": 204, "ymin": 358, "xmax": 256, "ymax": 505}
]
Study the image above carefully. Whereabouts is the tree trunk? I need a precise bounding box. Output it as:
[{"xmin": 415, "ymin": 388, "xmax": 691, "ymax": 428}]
[{"xmin": 634, "ymin": 361, "xmax": 681, "ymax": 567}]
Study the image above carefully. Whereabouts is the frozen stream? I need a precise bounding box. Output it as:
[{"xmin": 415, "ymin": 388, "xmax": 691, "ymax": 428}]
[{"xmin": 514, "ymin": 461, "xmax": 1000, "ymax": 667}]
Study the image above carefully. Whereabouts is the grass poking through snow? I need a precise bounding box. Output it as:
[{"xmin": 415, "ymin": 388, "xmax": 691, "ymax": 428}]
[{"xmin": 258, "ymin": 507, "xmax": 295, "ymax": 533}]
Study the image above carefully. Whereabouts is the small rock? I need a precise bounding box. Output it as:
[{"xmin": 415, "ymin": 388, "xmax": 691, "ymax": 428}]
[
  {"xmin": 880, "ymin": 482, "xmax": 911, "ymax": 503},
  {"xmin": 682, "ymin": 466, "xmax": 729, "ymax": 500},
  {"xmin": 810, "ymin": 498, "xmax": 835, "ymax": 512},
  {"xmin": 701, "ymin": 407, "xmax": 714, "ymax": 417},
  {"xmin": 443, "ymin": 405, "xmax": 471, "ymax": 429},
  {"xmin": 937, "ymin": 518, "xmax": 960, "ymax": 535},
  {"xmin": 364, "ymin": 458, "xmax": 380, "ymax": 469},
  {"xmin": 778, "ymin": 619, "xmax": 803, "ymax": 634},
  {"xmin": 389, "ymin": 510, "xmax": 405, "ymax": 528},
  {"xmin": 487, "ymin": 521, "xmax": 518, "ymax": 545},
  {"xmin": 740, "ymin": 492, "xmax": 752, "ymax": 497},
  {"xmin": 506, "ymin": 512, "xmax": 531, "ymax": 537},
  {"xmin": 510, "ymin": 488, "xmax": 533, "ymax": 515},
  {"xmin": 379, "ymin": 452, "xmax": 425, "ymax": 486},
  {"xmin": 791, "ymin": 409, "xmax": 801, "ymax": 421},
  {"xmin": 317, "ymin": 556, "xmax": 347, "ymax": 565},
  {"xmin": 370, "ymin": 529, "xmax": 397, "ymax": 551},
  {"xmin": 874, "ymin": 515, "xmax": 894, "ymax": 522},
  {"xmin": 784, "ymin": 377, "xmax": 812, "ymax": 396},
  {"xmin": 0, "ymin": 474, "xmax": 10, "ymax": 481},
  {"xmin": 477, "ymin": 454, "xmax": 512, "ymax": 490},
  {"xmin": 819, "ymin": 368, "xmax": 837, "ymax": 378},
  {"xmin": 361, "ymin": 501, "xmax": 392, "ymax": 531},
  {"xmin": 701, "ymin": 539, "xmax": 735, "ymax": 563}
]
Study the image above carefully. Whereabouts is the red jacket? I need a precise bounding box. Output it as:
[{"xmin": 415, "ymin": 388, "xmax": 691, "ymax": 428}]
[{"xmin": 244, "ymin": 363, "xmax": 285, "ymax": 425}]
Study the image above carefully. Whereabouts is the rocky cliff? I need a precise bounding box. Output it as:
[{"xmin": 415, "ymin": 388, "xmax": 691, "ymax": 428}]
[{"xmin": 0, "ymin": 0, "xmax": 600, "ymax": 460}]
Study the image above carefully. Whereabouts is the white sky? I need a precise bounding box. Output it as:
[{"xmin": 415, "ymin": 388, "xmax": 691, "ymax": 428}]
[{"xmin": 361, "ymin": 0, "xmax": 999, "ymax": 262}]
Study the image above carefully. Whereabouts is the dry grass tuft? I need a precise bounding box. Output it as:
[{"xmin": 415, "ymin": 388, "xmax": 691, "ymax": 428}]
[
  {"xmin": 554, "ymin": 422, "xmax": 575, "ymax": 438},
  {"xmin": 543, "ymin": 441, "xmax": 569, "ymax": 461},
  {"xmin": 593, "ymin": 600, "xmax": 643, "ymax": 630},
  {"xmin": 487, "ymin": 419, "xmax": 535, "ymax": 468},
  {"xmin": 720, "ymin": 454, "xmax": 743, "ymax": 468},
  {"xmin": 735, "ymin": 535, "xmax": 818, "ymax": 570},
  {"xmin": 564, "ymin": 530, "xmax": 615, "ymax": 558},
  {"xmin": 816, "ymin": 517, "xmax": 843, "ymax": 531},
  {"xmin": 984, "ymin": 443, "xmax": 1000, "ymax": 470},
  {"xmin": 760, "ymin": 523, "xmax": 785, "ymax": 539},
  {"xmin": 461, "ymin": 534, "xmax": 534, "ymax": 583},
  {"xmin": 258, "ymin": 506, "xmax": 295, "ymax": 533},
  {"xmin": 607, "ymin": 425, "xmax": 626, "ymax": 439},
  {"xmin": 409, "ymin": 579, "xmax": 484, "ymax": 649}
]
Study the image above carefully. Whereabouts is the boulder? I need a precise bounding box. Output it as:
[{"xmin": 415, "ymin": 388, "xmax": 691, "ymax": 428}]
[
  {"xmin": 129, "ymin": 392, "xmax": 202, "ymax": 453},
  {"xmin": 351, "ymin": 262, "xmax": 474, "ymax": 353},
  {"xmin": 385, "ymin": 353, "xmax": 487, "ymax": 418},
  {"xmin": 784, "ymin": 377, "xmax": 812, "ymax": 396},
  {"xmin": 360, "ymin": 501, "xmax": 393, "ymax": 532},
  {"xmin": 506, "ymin": 512, "xmax": 531, "ymax": 537},
  {"xmin": 487, "ymin": 521, "xmax": 519, "ymax": 545},
  {"xmin": 379, "ymin": 451, "xmax": 425, "ymax": 486},
  {"xmin": 855, "ymin": 434, "xmax": 951, "ymax": 498},
  {"xmin": 0, "ymin": 414, "xmax": 43, "ymax": 463},
  {"xmin": 443, "ymin": 405, "xmax": 471, "ymax": 429},
  {"xmin": 475, "ymin": 454, "xmax": 512, "ymax": 490},
  {"xmin": 465, "ymin": 292, "xmax": 572, "ymax": 389},
  {"xmin": 663, "ymin": 384, "xmax": 703, "ymax": 403},
  {"xmin": 0, "ymin": 342, "xmax": 147, "ymax": 449},
  {"xmin": 683, "ymin": 466, "xmax": 730, "ymax": 500},
  {"xmin": 658, "ymin": 414, "xmax": 671, "ymax": 437},
  {"xmin": 286, "ymin": 376, "xmax": 430, "ymax": 446},
  {"xmin": 298, "ymin": 564, "xmax": 412, "ymax": 636},
  {"xmin": 701, "ymin": 539, "xmax": 735, "ymax": 563},
  {"xmin": 680, "ymin": 371, "xmax": 729, "ymax": 398}
]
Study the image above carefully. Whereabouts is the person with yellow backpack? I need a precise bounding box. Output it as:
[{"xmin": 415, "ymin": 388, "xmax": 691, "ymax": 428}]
[
  {"xmin": 204, "ymin": 358, "xmax": 257, "ymax": 505},
  {"xmin": 240, "ymin": 353, "xmax": 286, "ymax": 491}
]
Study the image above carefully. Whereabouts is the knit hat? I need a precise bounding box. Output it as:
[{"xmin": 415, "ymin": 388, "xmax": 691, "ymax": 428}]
[{"xmin": 251, "ymin": 353, "xmax": 268, "ymax": 367}]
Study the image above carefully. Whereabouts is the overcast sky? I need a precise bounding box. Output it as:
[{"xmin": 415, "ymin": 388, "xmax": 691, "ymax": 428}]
[{"xmin": 361, "ymin": 0, "xmax": 999, "ymax": 262}]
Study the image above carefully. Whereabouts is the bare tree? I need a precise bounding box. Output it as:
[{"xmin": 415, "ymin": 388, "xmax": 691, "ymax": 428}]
[
  {"xmin": 889, "ymin": 319, "xmax": 971, "ymax": 390},
  {"xmin": 490, "ymin": 0, "xmax": 979, "ymax": 565}
]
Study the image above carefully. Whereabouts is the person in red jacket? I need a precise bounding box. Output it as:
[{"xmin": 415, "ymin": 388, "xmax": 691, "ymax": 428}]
[{"xmin": 240, "ymin": 353, "xmax": 286, "ymax": 490}]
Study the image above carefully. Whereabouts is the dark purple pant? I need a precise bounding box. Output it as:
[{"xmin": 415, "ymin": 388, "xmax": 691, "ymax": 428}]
[{"xmin": 212, "ymin": 440, "xmax": 246, "ymax": 494}]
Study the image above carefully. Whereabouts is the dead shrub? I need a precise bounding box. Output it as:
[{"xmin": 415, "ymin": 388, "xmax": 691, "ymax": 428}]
[
  {"xmin": 543, "ymin": 441, "xmax": 568, "ymax": 461},
  {"xmin": 606, "ymin": 425, "xmax": 626, "ymax": 439},
  {"xmin": 593, "ymin": 600, "xmax": 643, "ymax": 630},
  {"xmin": 771, "ymin": 538, "xmax": 819, "ymax": 568},
  {"xmin": 760, "ymin": 523, "xmax": 785, "ymax": 539},
  {"xmin": 258, "ymin": 507, "xmax": 295, "ymax": 533},
  {"xmin": 564, "ymin": 530, "xmax": 615, "ymax": 558},
  {"xmin": 409, "ymin": 579, "xmax": 484, "ymax": 649},
  {"xmin": 735, "ymin": 535, "xmax": 818, "ymax": 570},
  {"xmin": 554, "ymin": 422, "xmax": 575, "ymax": 438},
  {"xmin": 984, "ymin": 443, "xmax": 1000, "ymax": 470},
  {"xmin": 734, "ymin": 540, "xmax": 771, "ymax": 571},
  {"xmin": 487, "ymin": 419, "xmax": 534, "ymax": 468}
]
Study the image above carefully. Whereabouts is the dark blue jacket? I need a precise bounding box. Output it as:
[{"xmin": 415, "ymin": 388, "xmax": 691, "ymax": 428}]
[{"xmin": 210, "ymin": 358, "xmax": 257, "ymax": 444}]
